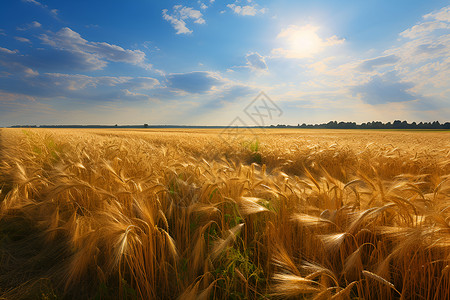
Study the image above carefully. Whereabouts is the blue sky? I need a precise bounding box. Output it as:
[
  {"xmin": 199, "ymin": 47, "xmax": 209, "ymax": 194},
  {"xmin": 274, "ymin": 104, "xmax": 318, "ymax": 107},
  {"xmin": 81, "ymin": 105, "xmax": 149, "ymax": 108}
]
[{"xmin": 0, "ymin": 0, "xmax": 449, "ymax": 126}]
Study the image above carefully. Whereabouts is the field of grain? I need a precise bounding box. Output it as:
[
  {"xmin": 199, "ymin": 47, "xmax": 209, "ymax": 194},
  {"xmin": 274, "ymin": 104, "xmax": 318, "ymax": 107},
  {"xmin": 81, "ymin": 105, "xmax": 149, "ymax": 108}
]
[{"xmin": 0, "ymin": 128, "xmax": 449, "ymax": 299}]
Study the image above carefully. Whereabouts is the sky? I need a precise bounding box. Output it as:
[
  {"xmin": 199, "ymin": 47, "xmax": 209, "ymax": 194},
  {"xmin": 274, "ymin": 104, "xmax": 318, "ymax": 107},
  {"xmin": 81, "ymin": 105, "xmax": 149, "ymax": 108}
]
[{"xmin": 0, "ymin": 0, "xmax": 449, "ymax": 126}]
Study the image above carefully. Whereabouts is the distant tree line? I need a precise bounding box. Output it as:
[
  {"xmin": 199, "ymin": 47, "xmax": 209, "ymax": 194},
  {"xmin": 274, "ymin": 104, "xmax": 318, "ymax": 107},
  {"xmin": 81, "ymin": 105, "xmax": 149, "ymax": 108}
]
[
  {"xmin": 8, "ymin": 120, "xmax": 450, "ymax": 129},
  {"xmin": 272, "ymin": 120, "xmax": 450, "ymax": 129}
]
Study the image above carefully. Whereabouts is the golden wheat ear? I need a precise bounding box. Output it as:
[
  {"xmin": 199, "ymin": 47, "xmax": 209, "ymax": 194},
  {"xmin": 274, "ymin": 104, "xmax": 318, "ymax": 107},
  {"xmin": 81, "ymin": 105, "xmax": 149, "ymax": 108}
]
[{"xmin": 271, "ymin": 273, "xmax": 322, "ymax": 298}]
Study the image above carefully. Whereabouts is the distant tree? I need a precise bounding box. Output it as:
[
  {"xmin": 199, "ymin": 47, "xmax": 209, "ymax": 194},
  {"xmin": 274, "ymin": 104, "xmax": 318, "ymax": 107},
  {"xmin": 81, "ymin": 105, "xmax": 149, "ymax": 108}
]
[
  {"xmin": 292, "ymin": 120, "xmax": 448, "ymax": 130},
  {"xmin": 144, "ymin": 124, "xmax": 149, "ymax": 128},
  {"xmin": 327, "ymin": 121, "xmax": 338, "ymax": 129},
  {"xmin": 393, "ymin": 120, "xmax": 402, "ymax": 129}
]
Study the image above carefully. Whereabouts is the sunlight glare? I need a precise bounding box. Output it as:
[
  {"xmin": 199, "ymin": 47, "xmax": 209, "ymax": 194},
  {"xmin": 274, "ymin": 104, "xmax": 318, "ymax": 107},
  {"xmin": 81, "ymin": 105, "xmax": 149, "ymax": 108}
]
[{"xmin": 274, "ymin": 24, "xmax": 328, "ymax": 58}]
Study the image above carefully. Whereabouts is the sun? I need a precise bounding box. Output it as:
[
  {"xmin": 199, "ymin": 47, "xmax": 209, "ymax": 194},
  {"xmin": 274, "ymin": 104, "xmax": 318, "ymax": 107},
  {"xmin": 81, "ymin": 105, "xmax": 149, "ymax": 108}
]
[
  {"xmin": 287, "ymin": 27, "xmax": 322, "ymax": 56},
  {"xmin": 273, "ymin": 24, "xmax": 331, "ymax": 59}
]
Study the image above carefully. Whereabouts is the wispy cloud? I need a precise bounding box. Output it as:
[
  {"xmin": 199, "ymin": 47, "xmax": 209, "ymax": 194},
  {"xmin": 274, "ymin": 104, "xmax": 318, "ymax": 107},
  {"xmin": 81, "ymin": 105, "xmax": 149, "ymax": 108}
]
[
  {"xmin": 40, "ymin": 27, "xmax": 148, "ymax": 69},
  {"xmin": 14, "ymin": 37, "xmax": 32, "ymax": 43},
  {"xmin": 226, "ymin": 4, "xmax": 266, "ymax": 16},
  {"xmin": 0, "ymin": 91, "xmax": 54, "ymax": 115},
  {"xmin": 17, "ymin": 21, "xmax": 42, "ymax": 31},
  {"xmin": 0, "ymin": 72, "xmax": 160, "ymax": 103},
  {"xmin": 400, "ymin": 21, "xmax": 450, "ymax": 39},
  {"xmin": 0, "ymin": 47, "xmax": 18, "ymax": 55},
  {"xmin": 0, "ymin": 27, "xmax": 152, "ymax": 78},
  {"xmin": 22, "ymin": 0, "xmax": 45, "ymax": 8},
  {"xmin": 22, "ymin": 0, "xmax": 58, "ymax": 16},
  {"xmin": 358, "ymin": 55, "xmax": 400, "ymax": 72},
  {"xmin": 384, "ymin": 5, "xmax": 450, "ymax": 99},
  {"xmin": 424, "ymin": 6, "xmax": 450, "ymax": 23},
  {"xmin": 0, "ymin": 47, "xmax": 40, "ymax": 76},
  {"xmin": 166, "ymin": 71, "xmax": 224, "ymax": 93},
  {"xmin": 399, "ymin": 6, "xmax": 449, "ymax": 43},
  {"xmin": 162, "ymin": 5, "xmax": 205, "ymax": 34}
]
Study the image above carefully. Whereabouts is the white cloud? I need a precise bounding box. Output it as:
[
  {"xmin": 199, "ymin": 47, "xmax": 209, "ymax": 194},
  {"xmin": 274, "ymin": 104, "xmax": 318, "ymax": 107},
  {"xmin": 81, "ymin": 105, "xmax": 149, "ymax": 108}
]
[
  {"xmin": 0, "ymin": 29, "xmax": 5, "ymax": 36},
  {"xmin": 17, "ymin": 21, "xmax": 42, "ymax": 31},
  {"xmin": 22, "ymin": 0, "xmax": 45, "ymax": 8},
  {"xmin": 162, "ymin": 9, "xmax": 191, "ymax": 34},
  {"xmin": 0, "ymin": 72, "xmax": 160, "ymax": 103},
  {"xmin": 0, "ymin": 47, "xmax": 17, "ymax": 54},
  {"xmin": 385, "ymin": 5, "xmax": 449, "ymax": 79},
  {"xmin": 387, "ymin": 37, "xmax": 448, "ymax": 67},
  {"xmin": 14, "ymin": 37, "xmax": 32, "ymax": 43},
  {"xmin": 22, "ymin": 0, "xmax": 58, "ymax": 17},
  {"xmin": 424, "ymin": 6, "xmax": 450, "ymax": 22},
  {"xmin": 178, "ymin": 6, "xmax": 205, "ymax": 24},
  {"xmin": 401, "ymin": 6, "xmax": 450, "ymax": 39},
  {"xmin": 226, "ymin": 4, "xmax": 266, "ymax": 16},
  {"xmin": 400, "ymin": 21, "xmax": 450, "ymax": 39},
  {"xmin": 198, "ymin": 1, "xmax": 212, "ymax": 10},
  {"xmin": 246, "ymin": 52, "xmax": 268, "ymax": 70},
  {"xmin": 39, "ymin": 27, "xmax": 148, "ymax": 69},
  {"xmin": 272, "ymin": 25, "xmax": 345, "ymax": 59},
  {"xmin": 0, "ymin": 47, "xmax": 39, "ymax": 77},
  {"xmin": 162, "ymin": 5, "xmax": 205, "ymax": 34},
  {"xmin": 405, "ymin": 57, "xmax": 450, "ymax": 97}
]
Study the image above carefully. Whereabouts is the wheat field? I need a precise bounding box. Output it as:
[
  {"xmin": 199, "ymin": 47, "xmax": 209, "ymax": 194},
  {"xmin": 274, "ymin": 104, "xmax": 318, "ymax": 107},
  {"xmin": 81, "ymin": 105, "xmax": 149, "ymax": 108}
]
[{"xmin": 0, "ymin": 128, "xmax": 449, "ymax": 299}]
